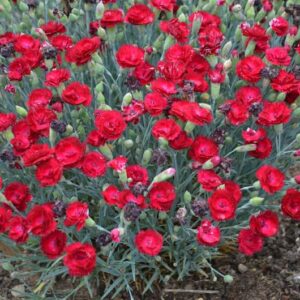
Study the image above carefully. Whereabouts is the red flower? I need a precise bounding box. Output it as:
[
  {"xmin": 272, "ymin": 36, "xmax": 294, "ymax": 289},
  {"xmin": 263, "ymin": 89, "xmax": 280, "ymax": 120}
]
[
  {"xmin": 133, "ymin": 61, "xmax": 155, "ymax": 85},
  {"xmin": 269, "ymin": 17, "xmax": 289, "ymax": 36},
  {"xmin": 238, "ymin": 228, "xmax": 263, "ymax": 256},
  {"xmin": 63, "ymin": 242, "xmax": 96, "ymax": 277},
  {"xmin": 87, "ymin": 130, "xmax": 106, "ymax": 147},
  {"xmin": 22, "ymin": 143, "xmax": 53, "ymax": 167},
  {"xmin": 14, "ymin": 34, "xmax": 40, "ymax": 54},
  {"xmin": 102, "ymin": 185, "xmax": 121, "ymax": 207},
  {"xmin": 125, "ymin": 4, "xmax": 155, "ymax": 25},
  {"xmin": 150, "ymin": 78, "xmax": 177, "ymax": 95},
  {"xmin": 122, "ymin": 100, "xmax": 145, "ymax": 123},
  {"xmin": 157, "ymin": 60, "xmax": 186, "ymax": 83},
  {"xmin": 101, "ymin": 9, "xmax": 124, "ymax": 28},
  {"xmin": 160, "ymin": 18, "xmax": 189, "ymax": 43},
  {"xmin": 126, "ymin": 165, "xmax": 148, "ymax": 187},
  {"xmin": 40, "ymin": 21, "xmax": 66, "ymax": 38},
  {"xmin": 35, "ymin": 158, "xmax": 63, "ymax": 187},
  {"xmin": 184, "ymin": 71, "xmax": 209, "ymax": 93},
  {"xmin": 41, "ymin": 230, "xmax": 67, "ymax": 259},
  {"xmin": 256, "ymin": 165, "xmax": 284, "ymax": 194},
  {"xmin": 188, "ymin": 136, "xmax": 219, "ymax": 164},
  {"xmin": 144, "ymin": 92, "xmax": 168, "ymax": 116},
  {"xmin": 27, "ymin": 204, "xmax": 57, "ymax": 236},
  {"xmin": 197, "ymin": 170, "xmax": 222, "ymax": 192},
  {"xmin": 250, "ymin": 210, "xmax": 279, "ymax": 237},
  {"xmin": 198, "ymin": 26, "xmax": 223, "ymax": 56},
  {"xmin": 81, "ymin": 152, "xmax": 106, "ymax": 178},
  {"xmin": 281, "ymin": 189, "xmax": 300, "ymax": 220},
  {"xmin": 0, "ymin": 112, "xmax": 16, "ymax": 132},
  {"xmin": 257, "ymin": 101, "xmax": 291, "ymax": 126},
  {"xmin": 107, "ymin": 156, "xmax": 127, "ymax": 172},
  {"xmin": 266, "ymin": 47, "xmax": 291, "ymax": 66},
  {"xmin": 197, "ymin": 219, "xmax": 221, "ymax": 247},
  {"xmin": 189, "ymin": 11, "xmax": 221, "ymax": 29},
  {"xmin": 55, "ymin": 137, "xmax": 86, "ymax": 168},
  {"xmin": 45, "ymin": 69, "xmax": 70, "ymax": 87},
  {"xmin": 4, "ymin": 182, "xmax": 32, "ymax": 211},
  {"xmin": 224, "ymin": 100, "xmax": 249, "ymax": 125},
  {"xmin": 65, "ymin": 37, "xmax": 100, "ymax": 66},
  {"xmin": 150, "ymin": 0, "xmax": 175, "ymax": 11},
  {"xmin": 152, "ymin": 119, "xmax": 181, "ymax": 141},
  {"xmin": 236, "ymin": 86, "xmax": 262, "ymax": 108},
  {"xmin": 208, "ymin": 189, "xmax": 236, "ymax": 221},
  {"xmin": 64, "ymin": 201, "xmax": 89, "ymax": 231},
  {"xmin": 249, "ymin": 138, "xmax": 272, "ymax": 159},
  {"xmin": 27, "ymin": 88, "xmax": 53, "ymax": 108},
  {"xmin": 169, "ymin": 131, "xmax": 193, "ymax": 150},
  {"xmin": 50, "ymin": 35, "xmax": 73, "ymax": 51},
  {"xmin": 149, "ymin": 182, "xmax": 176, "ymax": 211},
  {"xmin": 236, "ymin": 55, "xmax": 265, "ymax": 83},
  {"xmin": 62, "ymin": 82, "xmax": 92, "ymax": 106},
  {"xmin": 271, "ymin": 70, "xmax": 298, "ymax": 93},
  {"xmin": 8, "ymin": 216, "xmax": 29, "ymax": 243},
  {"xmin": 95, "ymin": 110, "xmax": 126, "ymax": 140},
  {"xmin": 119, "ymin": 190, "xmax": 147, "ymax": 209},
  {"xmin": 165, "ymin": 44, "xmax": 195, "ymax": 65},
  {"xmin": 223, "ymin": 180, "xmax": 242, "ymax": 205},
  {"xmin": 8, "ymin": 57, "xmax": 31, "ymax": 81},
  {"xmin": 27, "ymin": 107, "xmax": 57, "ymax": 136},
  {"xmin": 116, "ymin": 44, "xmax": 144, "ymax": 68},
  {"xmin": 0, "ymin": 207, "xmax": 12, "ymax": 233},
  {"xmin": 135, "ymin": 229, "xmax": 163, "ymax": 256}
]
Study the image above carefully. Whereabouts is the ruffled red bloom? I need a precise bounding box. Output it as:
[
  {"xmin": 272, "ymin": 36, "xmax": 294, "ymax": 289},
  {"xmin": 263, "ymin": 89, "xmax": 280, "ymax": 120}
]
[
  {"xmin": 122, "ymin": 100, "xmax": 145, "ymax": 124},
  {"xmin": 135, "ymin": 229, "xmax": 163, "ymax": 256},
  {"xmin": 152, "ymin": 119, "xmax": 181, "ymax": 141},
  {"xmin": 197, "ymin": 170, "xmax": 222, "ymax": 192},
  {"xmin": 269, "ymin": 16, "xmax": 289, "ymax": 37},
  {"xmin": 63, "ymin": 242, "xmax": 96, "ymax": 277},
  {"xmin": 266, "ymin": 47, "xmax": 291, "ymax": 66},
  {"xmin": 41, "ymin": 230, "xmax": 67, "ymax": 259},
  {"xmin": 224, "ymin": 100, "xmax": 249, "ymax": 125},
  {"xmin": 4, "ymin": 182, "xmax": 32, "ymax": 211},
  {"xmin": 27, "ymin": 204, "xmax": 57, "ymax": 236},
  {"xmin": 257, "ymin": 101, "xmax": 291, "ymax": 126},
  {"xmin": 55, "ymin": 137, "xmax": 86, "ymax": 168},
  {"xmin": 133, "ymin": 61, "xmax": 155, "ymax": 85},
  {"xmin": 189, "ymin": 11, "xmax": 221, "ymax": 29},
  {"xmin": 119, "ymin": 190, "xmax": 147, "ymax": 209},
  {"xmin": 35, "ymin": 158, "xmax": 63, "ymax": 187},
  {"xmin": 235, "ymin": 86, "xmax": 262, "ymax": 108},
  {"xmin": 198, "ymin": 26, "xmax": 223, "ymax": 56},
  {"xmin": 14, "ymin": 34, "xmax": 40, "ymax": 54},
  {"xmin": 62, "ymin": 82, "xmax": 92, "ymax": 106},
  {"xmin": 281, "ymin": 189, "xmax": 300, "ymax": 220},
  {"xmin": 0, "ymin": 112, "xmax": 16, "ymax": 132},
  {"xmin": 250, "ymin": 210, "xmax": 279, "ymax": 238},
  {"xmin": 50, "ymin": 35, "xmax": 73, "ymax": 51},
  {"xmin": 45, "ymin": 69, "xmax": 70, "ymax": 87},
  {"xmin": 126, "ymin": 165, "xmax": 148, "ymax": 187},
  {"xmin": 236, "ymin": 55, "xmax": 265, "ymax": 83},
  {"xmin": 208, "ymin": 189, "xmax": 236, "ymax": 221},
  {"xmin": 271, "ymin": 70, "xmax": 298, "ymax": 93},
  {"xmin": 149, "ymin": 181, "xmax": 176, "ymax": 211},
  {"xmin": 150, "ymin": 0, "xmax": 175, "ymax": 11},
  {"xmin": 27, "ymin": 107, "xmax": 57, "ymax": 137},
  {"xmin": 157, "ymin": 60, "xmax": 186, "ymax": 83},
  {"xmin": 101, "ymin": 9, "xmax": 124, "ymax": 28},
  {"xmin": 144, "ymin": 92, "xmax": 168, "ymax": 116},
  {"xmin": 238, "ymin": 228, "xmax": 263, "ymax": 256},
  {"xmin": 102, "ymin": 185, "xmax": 121, "ymax": 207},
  {"xmin": 95, "ymin": 110, "xmax": 126, "ymax": 140},
  {"xmin": 165, "ymin": 44, "xmax": 195, "ymax": 65},
  {"xmin": 65, "ymin": 37, "xmax": 100, "ymax": 66},
  {"xmin": 8, "ymin": 216, "xmax": 29, "ymax": 244},
  {"xmin": 107, "ymin": 156, "xmax": 127, "ymax": 172},
  {"xmin": 184, "ymin": 71, "xmax": 209, "ymax": 92},
  {"xmin": 223, "ymin": 180, "xmax": 242, "ymax": 205},
  {"xmin": 160, "ymin": 18, "xmax": 189, "ymax": 43},
  {"xmin": 81, "ymin": 152, "xmax": 106, "ymax": 178},
  {"xmin": 169, "ymin": 131, "xmax": 193, "ymax": 150},
  {"xmin": 40, "ymin": 21, "xmax": 66, "ymax": 38},
  {"xmin": 150, "ymin": 78, "xmax": 177, "ymax": 95},
  {"xmin": 27, "ymin": 88, "xmax": 53, "ymax": 108},
  {"xmin": 188, "ymin": 136, "xmax": 219, "ymax": 164},
  {"xmin": 64, "ymin": 201, "xmax": 89, "ymax": 231},
  {"xmin": 8, "ymin": 57, "xmax": 31, "ymax": 81},
  {"xmin": 116, "ymin": 44, "xmax": 144, "ymax": 68},
  {"xmin": 125, "ymin": 4, "xmax": 155, "ymax": 25},
  {"xmin": 250, "ymin": 138, "xmax": 272, "ymax": 159},
  {"xmin": 256, "ymin": 165, "xmax": 284, "ymax": 194},
  {"xmin": 22, "ymin": 144, "xmax": 53, "ymax": 167},
  {"xmin": 87, "ymin": 130, "xmax": 106, "ymax": 147},
  {"xmin": 197, "ymin": 219, "xmax": 221, "ymax": 246},
  {"xmin": 0, "ymin": 207, "xmax": 12, "ymax": 233}
]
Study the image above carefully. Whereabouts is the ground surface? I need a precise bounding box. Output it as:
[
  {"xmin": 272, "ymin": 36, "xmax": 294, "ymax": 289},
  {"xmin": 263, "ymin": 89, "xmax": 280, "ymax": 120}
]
[{"xmin": 1, "ymin": 218, "xmax": 299, "ymax": 300}]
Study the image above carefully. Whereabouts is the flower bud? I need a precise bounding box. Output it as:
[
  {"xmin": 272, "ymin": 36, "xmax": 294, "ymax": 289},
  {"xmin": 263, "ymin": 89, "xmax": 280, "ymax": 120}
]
[
  {"xmin": 65, "ymin": 124, "xmax": 73, "ymax": 135},
  {"xmin": 2, "ymin": 129, "xmax": 14, "ymax": 142},
  {"xmin": 99, "ymin": 144, "xmax": 113, "ymax": 160},
  {"xmin": 163, "ymin": 35, "xmax": 174, "ymax": 51},
  {"xmin": 95, "ymin": 1, "xmax": 105, "ymax": 19},
  {"xmin": 224, "ymin": 275, "xmax": 234, "ymax": 283},
  {"xmin": 184, "ymin": 121, "xmax": 195, "ymax": 134},
  {"xmin": 152, "ymin": 168, "xmax": 176, "ymax": 184},
  {"xmin": 202, "ymin": 155, "xmax": 221, "ymax": 170},
  {"xmin": 235, "ymin": 144, "xmax": 257, "ymax": 152},
  {"xmin": 142, "ymin": 148, "xmax": 152, "ymax": 165},
  {"xmin": 178, "ymin": 13, "xmax": 186, "ymax": 22},
  {"xmin": 245, "ymin": 40, "xmax": 256, "ymax": 56},
  {"xmin": 158, "ymin": 137, "xmax": 169, "ymax": 148},
  {"xmin": 253, "ymin": 181, "xmax": 261, "ymax": 189},
  {"xmin": 122, "ymin": 93, "xmax": 133, "ymax": 107},
  {"xmin": 249, "ymin": 196, "xmax": 264, "ymax": 206},
  {"xmin": 274, "ymin": 124, "xmax": 283, "ymax": 135},
  {"xmin": 124, "ymin": 139, "xmax": 134, "ymax": 149},
  {"xmin": 183, "ymin": 191, "xmax": 192, "ymax": 203},
  {"xmin": 292, "ymin": 108, "xmax": 300, "ymax": 118},
  {"xmin": 15, "ymin": 105, "xmax": 28, "ymax": 117},
  {"xmin": 221, "ymin": 41, "xmax": 232, "ymax": 57},
  {"xmin": 85, "ymin": 217, "xmax": 96, "ymax": 227},
  {"xmin": 18, "ymin": 1, "xmax": 28, "ymax": 12},
  {"xmin": 223, "ymin": 59, "xmax": 232, "ymax": 71},
  {"xmin": 211, "ymin": 83, "xmax": 220, "ymax": 100},
  {"xmin": 159, "ymin": 212, "xmax": 167, "ymax": 220}
]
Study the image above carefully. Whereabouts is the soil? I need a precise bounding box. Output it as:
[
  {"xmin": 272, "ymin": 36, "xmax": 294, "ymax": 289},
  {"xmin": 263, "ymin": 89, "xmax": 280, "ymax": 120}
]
[{"xmin": 1, "ymin": 218, "xmax": 300, "ymax": 300}]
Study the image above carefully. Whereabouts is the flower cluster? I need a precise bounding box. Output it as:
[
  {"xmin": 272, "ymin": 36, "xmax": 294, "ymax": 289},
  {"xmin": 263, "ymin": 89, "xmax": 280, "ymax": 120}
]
[{"xmin": 0, "ymin": 0, "xmax": 300, "ymax": 297}]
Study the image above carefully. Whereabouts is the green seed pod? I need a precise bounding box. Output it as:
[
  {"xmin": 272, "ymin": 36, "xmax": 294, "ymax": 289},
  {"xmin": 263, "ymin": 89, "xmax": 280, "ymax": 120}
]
[
  {"xmin": 183, "ymin": 191, "xmax": 192, "ymax": 203},
  {"xmin": 184, "ymin": 121, "xmax": 195, "ymax": 134},
  {"xmin": 65, "ymin": 125, "xmax": 73, "ymax": 135},
  {"xmin": 16, "ymin": 105, "xmax": 28, "ymax": 117},
  {"xmin": 250, "ymin": 196, "xmax": 264, "ymax": 206},
  {"xmin": 85, "ymin": 217, "xmax": 96, "ymax": 227},
  {"xmin": 124, "ymin": 139, "xmax": 134, "ymax": 149},
  {"xmin": 97, "ymin": 92, "xmax": 106, "ymax": 105},
  {"xmin": 235, "ymin": 144, "xmax": 257, "ymax": 152},
  {"xmin": 142, "ymin": 149, "xmax": 153, "ymax": 165}
]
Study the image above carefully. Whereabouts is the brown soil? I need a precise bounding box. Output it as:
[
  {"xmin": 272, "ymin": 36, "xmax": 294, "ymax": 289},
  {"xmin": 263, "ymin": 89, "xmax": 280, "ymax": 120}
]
[{"xmin": 1, "ymin": 218, "xmax": 300, "ymax": 300}]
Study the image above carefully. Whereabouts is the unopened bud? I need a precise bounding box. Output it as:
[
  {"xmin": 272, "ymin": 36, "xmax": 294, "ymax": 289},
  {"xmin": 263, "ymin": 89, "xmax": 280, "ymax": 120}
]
[
  {"xmin": 122, "ymin": 93, "xmax": 133, "ymax": 107},
  {"xmin": 95, "ymin": 1, "xmax": 105, "ymax": 19},
  {"xmin": 293, "ymin": 108, "xmax": 300, "ymax": 118},
  {"xmin": 152, "ymin": 168, "xmax": 176, "ymax": 184},
  {"xmin": 224, "ymin": 275, "xmax": 234, "ymax": 283},
  {"xmin": 142, "ymin": 148, "xmax": 152, "ymax": 165},
  {"xmin": 221, "ymin": 41, "xmax": 233, "ymax": 57},
  {"xmin": 85, "ymin": 217, "xmax": 96, "ymax": 227},
  {"xmin": 16, "ymin": 105, "xmax": 28, "ymax": 117},
  {"xmin": 235, "ymin": 144, "xmax": 257, "ymax": 152},
  {"xmin": 249, "ymin": 196, "xmax": 264, "ymax": 206},
  {"xmin": 184, "ymin": 121, "xmax": 195, "ymax": 134},
  {"xmin": 223, "ymin": 59, "xmax": 232, "ymax": 71},
  {"xmin": 253, "ymin": 181, "xmax": 261, "ymax": 189},
  {"xmin": 158, "ymin": 137, "xmax": 169, "ymax": 148},
  {"xmin": 183, "ymin": 191, "xmax": 192, "ymax": 203},
  {"xmin": 202, "ymin": 156, "xmax": 221, "ymax": 169},
  {"xmin": 99, "ymin": 144, "xmax": 113, "ymax": 160},
  {"xmin": 124, "ymin": 139, "xmax": 134, "ymax": 149}
]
